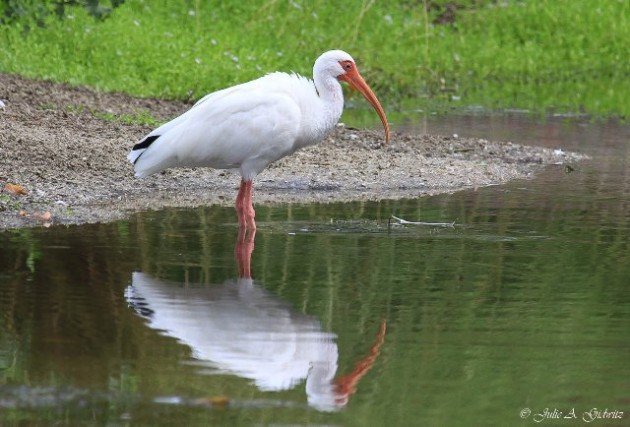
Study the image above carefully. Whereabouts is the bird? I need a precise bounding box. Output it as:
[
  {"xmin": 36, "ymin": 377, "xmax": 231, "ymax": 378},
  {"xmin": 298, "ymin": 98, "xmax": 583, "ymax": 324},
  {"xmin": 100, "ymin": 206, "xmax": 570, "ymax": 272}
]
[{"xmin": 128, "ymin": 50, "xmax": 390, "ymax": 231}]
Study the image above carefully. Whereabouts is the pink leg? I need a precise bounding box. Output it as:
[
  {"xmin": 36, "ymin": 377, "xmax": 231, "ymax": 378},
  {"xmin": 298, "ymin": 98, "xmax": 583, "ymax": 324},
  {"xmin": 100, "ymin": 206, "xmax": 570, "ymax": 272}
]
[
  {"xmin": 235, "ymin": 179, "xmax": 247, "ymax": 229},
  {"xmin": 235, "ymin": 179, "xmax": 256, "ymax": 237},
  {"xmin": 235, "ymin": 229, "xmax": 255, "ymax": 278},
  {"xmin": 243, "ymin": 180, "xmax": 256, "ymax": 231},
  {"xmin": 234, "ymin": 179, "xmax": 256, "ymax": 278}
]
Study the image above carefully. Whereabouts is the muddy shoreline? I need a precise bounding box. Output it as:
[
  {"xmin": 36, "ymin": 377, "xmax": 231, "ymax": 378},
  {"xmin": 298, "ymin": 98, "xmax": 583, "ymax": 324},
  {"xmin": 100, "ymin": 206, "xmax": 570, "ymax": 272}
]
[{"xmin": 0, "ymin": 73, "xmax": 584, "ymax": 230}]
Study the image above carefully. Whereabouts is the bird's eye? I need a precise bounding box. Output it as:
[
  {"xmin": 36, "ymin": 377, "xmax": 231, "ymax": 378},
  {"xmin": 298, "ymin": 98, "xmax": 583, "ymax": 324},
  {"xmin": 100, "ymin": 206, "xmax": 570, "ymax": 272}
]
[{"xmin": 339, "ymin": 61, "xmax": 353, "ymax": 71}]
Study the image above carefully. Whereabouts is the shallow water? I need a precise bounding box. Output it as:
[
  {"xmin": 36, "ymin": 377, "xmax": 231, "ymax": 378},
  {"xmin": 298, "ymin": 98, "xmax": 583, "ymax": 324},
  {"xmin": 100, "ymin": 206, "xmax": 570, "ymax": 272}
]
[{"xmin": 1, "ymin": 115, "xmax": 628, "ymax": 425}]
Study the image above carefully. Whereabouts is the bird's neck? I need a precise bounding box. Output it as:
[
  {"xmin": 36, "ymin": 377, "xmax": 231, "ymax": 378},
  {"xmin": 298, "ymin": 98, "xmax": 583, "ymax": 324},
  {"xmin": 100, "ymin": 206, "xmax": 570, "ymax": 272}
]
[
  {"xmin": 314, "ymin": 73, "xmax": 344, "ymax": 129},
  {"xmin": 290, "ymin": 71, "xmax": 344, "ymax": 149}
]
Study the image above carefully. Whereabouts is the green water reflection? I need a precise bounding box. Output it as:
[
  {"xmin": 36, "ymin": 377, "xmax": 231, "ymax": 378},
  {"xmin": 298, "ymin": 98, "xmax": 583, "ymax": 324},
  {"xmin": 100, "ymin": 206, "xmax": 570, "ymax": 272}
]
[
  {"xmin": 1, "ymin": 116, "xmax": 629, "ymax": 425},
  {"xmin": 1, "ymin": 171, "xmax": 629, "ymax": 425}
]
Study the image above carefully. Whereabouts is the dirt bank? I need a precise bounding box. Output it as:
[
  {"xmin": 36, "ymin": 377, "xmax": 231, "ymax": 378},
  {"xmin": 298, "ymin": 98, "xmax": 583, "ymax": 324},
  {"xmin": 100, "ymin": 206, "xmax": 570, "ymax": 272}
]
[{"xmin": 0, "ymin": 73, "xmax": 584, "ymax": 230}]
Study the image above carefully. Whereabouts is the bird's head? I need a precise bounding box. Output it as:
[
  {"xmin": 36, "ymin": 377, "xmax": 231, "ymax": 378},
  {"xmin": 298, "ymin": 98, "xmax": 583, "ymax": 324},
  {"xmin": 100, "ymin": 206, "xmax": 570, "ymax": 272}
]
[{"xmin": 316, "ymin": 50, "xmax": 390, "ymax": 145}]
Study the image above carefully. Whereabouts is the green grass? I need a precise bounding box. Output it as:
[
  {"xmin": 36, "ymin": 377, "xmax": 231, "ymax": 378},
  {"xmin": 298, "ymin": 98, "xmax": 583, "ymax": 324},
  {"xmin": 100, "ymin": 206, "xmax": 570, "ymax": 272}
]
[
  {"xmin": 93, "ymin": 110, "xmax": 161, "ymax": 126},
  {"xmin": 1, "ymin": 0, "xmax": 628, "ymax": 117}
]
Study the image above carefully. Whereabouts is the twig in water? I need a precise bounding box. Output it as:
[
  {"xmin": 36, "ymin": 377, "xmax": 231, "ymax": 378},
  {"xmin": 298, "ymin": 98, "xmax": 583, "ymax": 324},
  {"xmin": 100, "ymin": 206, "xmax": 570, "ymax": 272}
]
[{"xmin": 390, "ymin": 215, "xmax": 455, "ymax": 228}]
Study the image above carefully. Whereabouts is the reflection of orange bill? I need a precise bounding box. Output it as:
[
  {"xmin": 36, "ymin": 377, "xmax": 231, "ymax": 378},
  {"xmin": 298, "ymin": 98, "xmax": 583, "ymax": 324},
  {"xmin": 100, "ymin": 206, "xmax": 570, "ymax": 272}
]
[{"xmin": 334, "ymin": 319, "xmax": 387, "ymax": 405}]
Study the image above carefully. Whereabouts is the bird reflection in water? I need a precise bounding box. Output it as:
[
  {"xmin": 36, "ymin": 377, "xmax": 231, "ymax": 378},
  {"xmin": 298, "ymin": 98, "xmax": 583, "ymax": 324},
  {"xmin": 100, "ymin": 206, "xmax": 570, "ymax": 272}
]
[{"xmin": 125, "ymin": 229, "xmax": 386, "ymax": 411}]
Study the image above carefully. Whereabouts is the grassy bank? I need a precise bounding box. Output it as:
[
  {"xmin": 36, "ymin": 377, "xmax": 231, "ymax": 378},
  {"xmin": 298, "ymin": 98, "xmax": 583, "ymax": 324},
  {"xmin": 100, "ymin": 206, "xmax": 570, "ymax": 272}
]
[{"xmin": 1, "ymin": 0, "xmax": 628, "ymax": 117}]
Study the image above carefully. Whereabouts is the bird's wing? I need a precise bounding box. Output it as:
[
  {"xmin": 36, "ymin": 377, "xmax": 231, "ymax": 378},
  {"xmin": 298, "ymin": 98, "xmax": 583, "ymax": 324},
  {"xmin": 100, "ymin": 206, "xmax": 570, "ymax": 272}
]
[
  {"xmin": 127, "ymin": 85, "xmax": 240, "ymax": 164},
  {"xmin": 130, "ymin": 75, "xmax": 304, "ymax": 179}
]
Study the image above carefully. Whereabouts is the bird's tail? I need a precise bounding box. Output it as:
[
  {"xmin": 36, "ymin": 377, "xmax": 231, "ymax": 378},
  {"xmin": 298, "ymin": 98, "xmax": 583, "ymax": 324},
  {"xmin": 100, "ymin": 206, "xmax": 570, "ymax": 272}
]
[
  {"xmin": 128, "ymin": 134, "xmax": 160, "ymax": 176},
  {"xmin": 127, "ymin": 149, "xmax": 143, "ymax": 165}
]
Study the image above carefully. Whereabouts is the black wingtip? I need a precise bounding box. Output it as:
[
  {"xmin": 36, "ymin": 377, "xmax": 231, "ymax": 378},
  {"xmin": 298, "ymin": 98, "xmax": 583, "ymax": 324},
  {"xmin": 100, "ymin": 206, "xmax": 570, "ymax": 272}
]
[
  {"xmin": 132, "ymin": 135, "xmax": 160, "ymax": 165},
  {"xmin": 132, "ymin": 134, "xmax": 160, "ymax": 151}
]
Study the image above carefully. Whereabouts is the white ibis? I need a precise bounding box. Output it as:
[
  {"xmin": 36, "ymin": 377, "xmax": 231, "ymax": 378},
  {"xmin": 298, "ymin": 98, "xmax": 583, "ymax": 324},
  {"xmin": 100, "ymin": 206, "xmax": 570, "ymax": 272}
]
[{"xmin": 128, "ymin": 50, "xmax": 390, "ymax": 230}]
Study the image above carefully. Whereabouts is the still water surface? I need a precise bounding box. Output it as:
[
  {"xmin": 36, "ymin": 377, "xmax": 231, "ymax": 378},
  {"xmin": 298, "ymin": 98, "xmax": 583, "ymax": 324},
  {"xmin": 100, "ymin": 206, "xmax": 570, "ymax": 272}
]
[{"xmin": 1, "ymin": 115, "xmax": 628, "ymax": 425}]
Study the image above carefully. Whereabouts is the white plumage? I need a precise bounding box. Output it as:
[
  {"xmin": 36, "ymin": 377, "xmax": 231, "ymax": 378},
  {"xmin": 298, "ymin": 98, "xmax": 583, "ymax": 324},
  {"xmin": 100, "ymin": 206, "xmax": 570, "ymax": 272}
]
[
  {"xmin": 130, "ymin": 73, "xmax": 321, "ymax": 180},
  {"xmin": 128, "ymin": 50, "xmax": 389, "ymax": 230}
]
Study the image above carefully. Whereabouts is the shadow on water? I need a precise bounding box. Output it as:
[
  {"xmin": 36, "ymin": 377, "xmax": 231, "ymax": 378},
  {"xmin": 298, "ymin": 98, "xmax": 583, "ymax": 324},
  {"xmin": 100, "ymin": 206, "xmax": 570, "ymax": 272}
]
[{"xmin": 0, "ymin": 115, "xmax": 628, "ymax": 425}]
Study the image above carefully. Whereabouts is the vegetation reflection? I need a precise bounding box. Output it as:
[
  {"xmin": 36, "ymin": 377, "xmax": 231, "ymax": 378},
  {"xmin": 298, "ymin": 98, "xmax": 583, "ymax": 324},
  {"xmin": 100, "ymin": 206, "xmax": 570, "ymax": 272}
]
[{"xmin": 125, "ymin": 230, "xmax": 386, "ymax": 411}]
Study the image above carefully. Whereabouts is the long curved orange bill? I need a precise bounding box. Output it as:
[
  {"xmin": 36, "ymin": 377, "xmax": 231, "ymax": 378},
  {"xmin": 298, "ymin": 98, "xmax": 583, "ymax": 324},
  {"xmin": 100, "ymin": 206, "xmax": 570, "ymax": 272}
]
[{"xmin": 339, "ymin": 68, "xmax": 390, "ymax": 145}]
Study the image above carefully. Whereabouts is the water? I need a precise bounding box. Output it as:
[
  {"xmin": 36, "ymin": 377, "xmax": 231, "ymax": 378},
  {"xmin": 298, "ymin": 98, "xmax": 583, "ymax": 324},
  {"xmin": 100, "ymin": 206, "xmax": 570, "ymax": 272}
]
[{"xmin": 1, "ymin": 115, "xmax": 628, "ymax": 425}]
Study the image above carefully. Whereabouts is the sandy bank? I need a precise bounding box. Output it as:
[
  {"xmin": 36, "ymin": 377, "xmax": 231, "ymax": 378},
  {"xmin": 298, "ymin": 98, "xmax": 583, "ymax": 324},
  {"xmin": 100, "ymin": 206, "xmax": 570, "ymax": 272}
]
[{"xmin": 0, "ymin": 73, "xmax": 584, "ymax": 230}]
